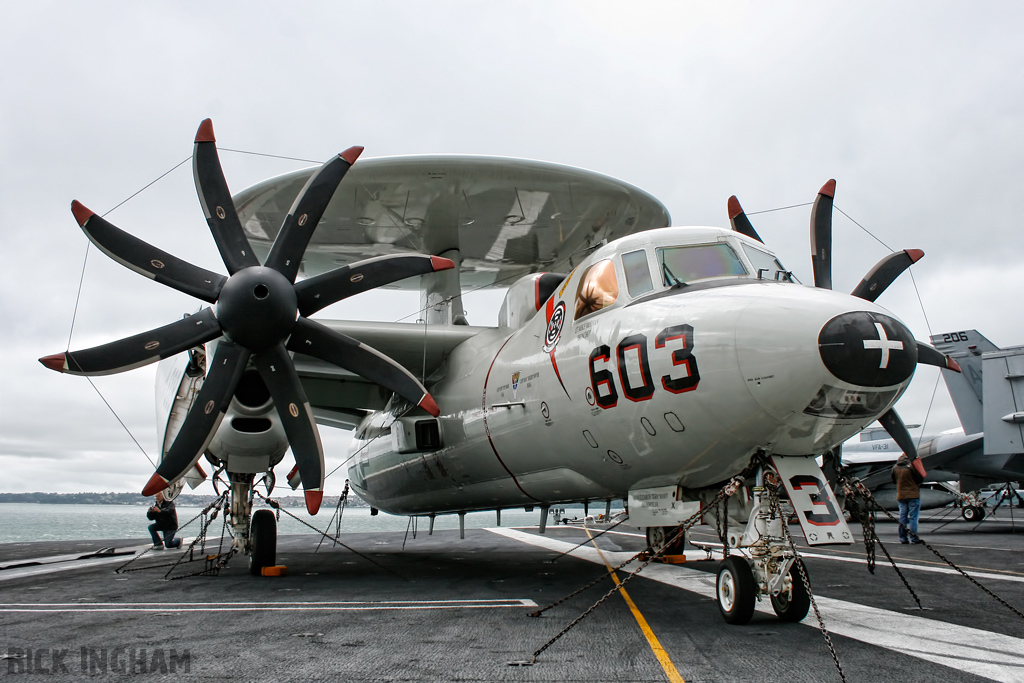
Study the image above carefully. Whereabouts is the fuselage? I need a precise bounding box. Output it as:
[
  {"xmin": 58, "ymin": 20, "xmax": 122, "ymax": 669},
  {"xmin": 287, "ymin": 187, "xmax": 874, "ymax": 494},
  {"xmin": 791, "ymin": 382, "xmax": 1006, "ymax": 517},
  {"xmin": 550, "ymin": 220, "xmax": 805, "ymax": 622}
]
[{"xmin": 349, "ymin": 226, "xmax": 919, "ymax": 515}]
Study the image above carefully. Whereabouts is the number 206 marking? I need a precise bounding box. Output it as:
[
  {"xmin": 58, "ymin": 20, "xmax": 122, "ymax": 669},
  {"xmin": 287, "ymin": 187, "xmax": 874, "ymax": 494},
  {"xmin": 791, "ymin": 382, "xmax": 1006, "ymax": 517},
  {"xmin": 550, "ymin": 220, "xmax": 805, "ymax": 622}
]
[{"xmin": 588, "ymin": 325, "xmax": 700, "ymax": 409}]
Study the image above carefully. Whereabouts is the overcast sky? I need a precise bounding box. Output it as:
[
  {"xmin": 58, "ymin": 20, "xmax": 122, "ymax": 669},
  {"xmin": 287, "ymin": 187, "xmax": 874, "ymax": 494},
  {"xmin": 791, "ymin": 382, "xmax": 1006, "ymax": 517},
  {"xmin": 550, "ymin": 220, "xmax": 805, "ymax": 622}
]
[{"xmin": 2, "ymin": 2, "xmax": 1022, "ymax": 494}]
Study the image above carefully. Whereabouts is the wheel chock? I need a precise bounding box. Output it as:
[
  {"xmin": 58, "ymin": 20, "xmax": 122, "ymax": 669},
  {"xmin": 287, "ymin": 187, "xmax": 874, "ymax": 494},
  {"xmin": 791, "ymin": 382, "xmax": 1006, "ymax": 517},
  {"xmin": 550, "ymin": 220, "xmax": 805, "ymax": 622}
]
[
  {"xmin": 638, "ymin": 552, "xmax": 687, "ymax": 564},
  {"xmin": 261, "ymin": 565, "xmax": 288, "ymax": 577}
]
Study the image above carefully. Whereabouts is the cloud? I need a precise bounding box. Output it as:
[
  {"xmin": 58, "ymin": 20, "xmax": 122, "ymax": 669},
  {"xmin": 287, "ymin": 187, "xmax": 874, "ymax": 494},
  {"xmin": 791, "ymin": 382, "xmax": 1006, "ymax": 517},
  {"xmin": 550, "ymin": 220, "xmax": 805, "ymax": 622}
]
[{"xmin": 2, "ymin": 2, "xmax": 1023, "ymax": 492}]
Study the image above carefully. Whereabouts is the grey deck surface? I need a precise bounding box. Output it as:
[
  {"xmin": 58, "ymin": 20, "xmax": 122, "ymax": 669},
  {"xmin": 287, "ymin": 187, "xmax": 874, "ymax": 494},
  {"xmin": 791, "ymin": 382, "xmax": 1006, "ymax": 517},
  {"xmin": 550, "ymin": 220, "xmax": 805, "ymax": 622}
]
[{"xmin": 2, "ymin": 510, "xmax": 1023, "ymax": 681}]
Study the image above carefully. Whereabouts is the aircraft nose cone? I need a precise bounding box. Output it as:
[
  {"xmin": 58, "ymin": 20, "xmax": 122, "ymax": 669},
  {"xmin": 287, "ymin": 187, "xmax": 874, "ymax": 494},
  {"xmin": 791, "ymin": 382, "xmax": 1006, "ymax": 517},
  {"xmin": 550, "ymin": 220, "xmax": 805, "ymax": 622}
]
[{"xmin": 818, "ymin": 312, "xmax": 917, "ymax": 387}]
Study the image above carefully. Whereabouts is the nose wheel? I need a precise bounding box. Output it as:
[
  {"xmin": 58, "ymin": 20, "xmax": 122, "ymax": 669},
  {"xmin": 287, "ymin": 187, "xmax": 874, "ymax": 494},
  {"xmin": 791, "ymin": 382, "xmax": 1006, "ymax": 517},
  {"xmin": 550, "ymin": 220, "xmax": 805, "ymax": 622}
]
[
  {"xmin": 770, "ymin": 560, "xmax": 810, "ymax": 622},
  {"xmin": 717, "ymin": 556, "xmax": 756, "ymax": 624}
]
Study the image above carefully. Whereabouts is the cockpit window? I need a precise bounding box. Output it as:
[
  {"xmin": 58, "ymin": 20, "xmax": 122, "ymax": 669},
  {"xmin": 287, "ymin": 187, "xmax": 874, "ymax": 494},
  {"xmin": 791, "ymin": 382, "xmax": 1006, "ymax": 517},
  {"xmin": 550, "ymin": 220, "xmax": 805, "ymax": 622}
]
[
  {"xmin": 656, "ymin": 243, "xmax": 746, "ymax": 285},
  {"xmin": 621, "ymin": 249, "xmax": 654, "ymax": 297},
  {"xmin": 574, "ymin": 259, "xmax": 619, "ymax": 319},
  {"xmin": 741, "ymin": 243, "xmax": 796, "ymax": 282}
]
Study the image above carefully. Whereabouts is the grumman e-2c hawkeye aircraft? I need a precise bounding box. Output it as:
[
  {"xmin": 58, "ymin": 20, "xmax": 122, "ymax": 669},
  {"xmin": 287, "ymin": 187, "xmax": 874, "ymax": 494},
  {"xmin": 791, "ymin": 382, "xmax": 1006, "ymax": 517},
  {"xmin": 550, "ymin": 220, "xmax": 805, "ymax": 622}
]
[{"xmin": 40, "ymin": 120, "xmax": 961, "ymax": 625}]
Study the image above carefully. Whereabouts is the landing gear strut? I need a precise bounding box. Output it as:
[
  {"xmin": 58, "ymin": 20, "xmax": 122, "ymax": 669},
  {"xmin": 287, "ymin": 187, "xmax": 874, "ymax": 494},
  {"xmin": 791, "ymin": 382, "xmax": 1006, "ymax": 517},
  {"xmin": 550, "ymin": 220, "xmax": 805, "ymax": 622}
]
[
  {"xmin": 710, "ymin": 465, "xmax": 812, "ymax": 625},
  {"xmin": 225, "ymin": 471, "xmax": 279, "ymax": 575}
]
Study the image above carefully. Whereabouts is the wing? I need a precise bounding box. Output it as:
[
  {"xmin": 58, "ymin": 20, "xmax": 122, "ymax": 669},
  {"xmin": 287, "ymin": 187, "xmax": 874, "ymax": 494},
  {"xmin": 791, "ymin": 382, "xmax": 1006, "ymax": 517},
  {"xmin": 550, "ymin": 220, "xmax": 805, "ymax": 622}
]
[
  {"xmin": 857, "ymin": 433, "xmax": 985, "ymax": 490},
  {"xmin": 293, "ymin": 320, "xmax": 487, "ymax": 423}
]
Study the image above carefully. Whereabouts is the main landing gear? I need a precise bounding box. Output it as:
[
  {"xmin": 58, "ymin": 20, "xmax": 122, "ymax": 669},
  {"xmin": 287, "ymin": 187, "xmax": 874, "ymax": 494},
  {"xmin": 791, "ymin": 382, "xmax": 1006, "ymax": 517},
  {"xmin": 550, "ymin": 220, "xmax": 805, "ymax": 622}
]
[
  {"xmin": 711, "ymin": 469, "xmax": 811, "ymax": 625},
  {"xmin": 249, "ymin": 509, "xmax": 277, "ymax": 575},
  {"xmin": 646, "ymin": 525, "xmax": 686, "ymax": 555},
  {"xmin": 962, "ymin": 505, "xmax": 986, "ymax": 522},
  {"xmin": 222, "ymin": 471, "xmax": 278, "ymax": 575}
]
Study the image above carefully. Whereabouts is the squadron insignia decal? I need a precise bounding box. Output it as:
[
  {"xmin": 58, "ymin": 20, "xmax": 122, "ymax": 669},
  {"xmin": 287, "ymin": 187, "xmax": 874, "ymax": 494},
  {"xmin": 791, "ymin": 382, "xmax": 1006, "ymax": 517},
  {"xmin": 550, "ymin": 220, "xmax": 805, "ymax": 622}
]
[
  {"xmin": 543, "ymin": 298, "xmax": 572, "ymax": 400},
  {"xmin": 543, "ymin": 301, "xmax": 566, "ymax": 353}
]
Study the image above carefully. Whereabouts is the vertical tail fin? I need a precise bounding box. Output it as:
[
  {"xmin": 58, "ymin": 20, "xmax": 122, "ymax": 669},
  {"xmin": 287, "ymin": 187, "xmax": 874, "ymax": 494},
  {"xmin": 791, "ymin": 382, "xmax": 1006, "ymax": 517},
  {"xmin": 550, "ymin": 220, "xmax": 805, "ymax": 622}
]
[{"xmin": 930, "ymin": 330, "xmax": 999, "ymax": 435}]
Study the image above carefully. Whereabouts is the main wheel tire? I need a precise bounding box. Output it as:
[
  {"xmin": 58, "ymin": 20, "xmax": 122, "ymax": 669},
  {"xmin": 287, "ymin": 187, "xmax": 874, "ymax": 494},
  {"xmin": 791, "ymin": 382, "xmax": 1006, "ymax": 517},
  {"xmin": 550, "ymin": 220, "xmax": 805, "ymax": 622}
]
[
  {"xmin": 771, "ymin": 560, "xmax": 810, "ymax": 622},
  {"xmin": 717, "ymin": 556, "xmax": 756, "ymax": 624},
  {"xmin": 646, "ymin": 526, "xmax": 685, "ymax": 554},
  {"xmin": 962, "ymin": 505, "xmax": 983, "ymax": 522},
  {"xmin": 973, "ymin": 506, "xmax": 986, "ymax": 521},
  {"xmin": 249, "ymin": 509, "xmax": 277, "ymax": 576}
]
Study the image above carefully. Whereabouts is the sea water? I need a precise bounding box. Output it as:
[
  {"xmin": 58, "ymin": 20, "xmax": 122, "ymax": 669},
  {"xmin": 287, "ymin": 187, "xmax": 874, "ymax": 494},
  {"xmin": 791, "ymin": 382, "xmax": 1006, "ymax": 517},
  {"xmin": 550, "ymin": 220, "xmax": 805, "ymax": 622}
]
[{"xmin": 0, "ymin": 503, "xmax": 546, "ymax": 544}]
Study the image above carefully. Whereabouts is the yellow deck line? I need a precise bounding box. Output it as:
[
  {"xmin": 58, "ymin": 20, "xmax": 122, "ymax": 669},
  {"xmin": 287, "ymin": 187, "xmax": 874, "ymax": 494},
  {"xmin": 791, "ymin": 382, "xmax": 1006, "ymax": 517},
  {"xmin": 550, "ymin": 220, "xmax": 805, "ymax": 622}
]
[{"xmin": 584, "ymin": 527, "xmax": 684, "ymax": 683}]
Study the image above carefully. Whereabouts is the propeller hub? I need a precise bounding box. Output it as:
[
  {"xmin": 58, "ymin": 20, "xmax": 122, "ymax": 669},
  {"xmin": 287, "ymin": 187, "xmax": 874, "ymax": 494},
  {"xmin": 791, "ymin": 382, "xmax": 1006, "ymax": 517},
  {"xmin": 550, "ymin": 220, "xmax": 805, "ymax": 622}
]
[
  {"xmin": 818, "ymin": 312, "xmax": 917, "ymax": 387},
  {"xmin": 216, "ymin": 266, "xmax": 297, "ymax": 351}
]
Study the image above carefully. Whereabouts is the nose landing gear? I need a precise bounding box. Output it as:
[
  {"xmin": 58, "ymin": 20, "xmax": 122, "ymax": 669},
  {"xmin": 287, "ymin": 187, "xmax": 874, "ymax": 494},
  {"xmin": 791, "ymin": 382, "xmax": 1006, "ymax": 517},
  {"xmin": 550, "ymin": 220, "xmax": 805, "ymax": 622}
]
[{"xmin": 709, "ymin": 463, "xmax": 823, "ymax": 625}]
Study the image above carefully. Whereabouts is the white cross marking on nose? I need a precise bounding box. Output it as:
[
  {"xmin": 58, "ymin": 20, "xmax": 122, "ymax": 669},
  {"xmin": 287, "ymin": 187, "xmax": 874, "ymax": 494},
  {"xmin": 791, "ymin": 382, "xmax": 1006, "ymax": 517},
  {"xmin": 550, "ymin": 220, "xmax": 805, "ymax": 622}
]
[{"xmin": 863, "ymin": 322, "xmax": 903, "ymax": 369}]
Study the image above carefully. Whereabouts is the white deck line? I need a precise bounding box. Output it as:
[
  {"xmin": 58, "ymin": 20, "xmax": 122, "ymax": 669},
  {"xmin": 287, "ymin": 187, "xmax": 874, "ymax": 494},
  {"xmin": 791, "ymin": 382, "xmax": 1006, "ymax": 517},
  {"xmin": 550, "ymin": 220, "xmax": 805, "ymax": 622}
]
[
  {"xmin": 0, "ymin": 598, "xmax": 537, "ymax": 613},
  {"xmin": 488, "ymin": 527, "xmax": 1024, "ymax": 683},
  {"xmin": 0, "ymin": 542, "xmax": 194, "ymax": 582}
]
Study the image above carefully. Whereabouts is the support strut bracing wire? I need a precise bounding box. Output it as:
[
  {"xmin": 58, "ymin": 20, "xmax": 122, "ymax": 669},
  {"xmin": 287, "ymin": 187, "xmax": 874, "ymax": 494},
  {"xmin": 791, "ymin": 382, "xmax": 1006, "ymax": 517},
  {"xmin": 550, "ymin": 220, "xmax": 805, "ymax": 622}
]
[
  {"xmin": 521, "ymin": 479, "xmax": 739, "ymax": 665},
  {"xmin": 316, "ymin": 480, "xmax": 350, "ymax": 553},
  {"xmin": 542, "ymin": 517, "xmax": 628, "ymax": 564},
  {"xmin": 767, "ymin": 482, "xmax": 846, "ymax": 683},
  {"xmin": 253, "ymin": 490, "xmax": 410, "ymax": 582},
  {"xmin": 844, "ymin": 475, "xmax": 1024, "ymax": 621},
  {"xmin": 114, "ymin": 492, "xmax": 232, "ymax": 578}
]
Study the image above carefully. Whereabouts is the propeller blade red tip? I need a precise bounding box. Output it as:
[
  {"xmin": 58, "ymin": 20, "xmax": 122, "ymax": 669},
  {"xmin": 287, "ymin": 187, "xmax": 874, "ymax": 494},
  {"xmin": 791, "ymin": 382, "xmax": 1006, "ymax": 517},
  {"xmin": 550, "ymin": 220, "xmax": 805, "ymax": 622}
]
[
  {"xmin": 819, "ymin": 179, "xmax": 837, "ymax": 198},
  {"xmin": 419, "ymin": 394, "xmax": 440, "ymax": 417},
  {"xmin": 341, "ymin": 146, "xmax": 364, "ymax": 165},
  {"xmin": 70, "ymin": 200, "xmax": 94, "ymax": 227},
  {"xmin": 430, "ymin": 256, "xmax": 456, "ymax": 271},
  {"xmin": 727, "ymin": 196, "xmax": 743, "ymax": 219},
  {"xmin": 39, "ymin": 353, "xmax": 67, "ymax": 372},
  {"xmin": 947, "ymin": 357, "xmax": 962, "ymax": 373},
  {"xmin": 142, "ymin": 472, "xmax": 170, "ymax": 497},
  {"xmin": 195, "ymin": 119, "xmax": 215, "ymax": 143},
  {"xmin": 906, "ymin": 248, "xmax": 925, "ymax": 263},
  {"xmin": 304, "ymin": 490, "xmax": 323, "ymax": 515}
]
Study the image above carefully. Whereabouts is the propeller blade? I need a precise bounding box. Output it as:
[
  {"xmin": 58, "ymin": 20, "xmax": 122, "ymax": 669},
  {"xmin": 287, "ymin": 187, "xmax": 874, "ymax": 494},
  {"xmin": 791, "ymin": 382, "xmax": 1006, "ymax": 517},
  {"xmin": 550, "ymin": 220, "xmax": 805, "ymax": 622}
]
[
  {"xmin": 286, "ymin": 317, "xmax": 440, "ymax": 416},
  {"xmin": 70, "ymin": 201, "xmax": 226, "ymax": 303},
  {"xmin": 878, "ymin": 408, "xmax": 918, "ymax": 460},
  {"xmin": 252, "ymin": 344, "xmax": 325, "ymax": 515},
  {"xmin": 39, "ymin": 308, "xmax": 221, "ymax": 376},
  {"xmin": 264, "ymin": 147, "xmax": 364, "ymax": 283},
  {"xmin": 143, "ymin": 340, "xmax": 249, "ymax": 496},
  {"xmin": 727, "ymin": 196, "xmax": 764, "ymax": 243},
  {"xmin": 810, "ymin": 179, "xmax": 836, "ymax": 290},
  {"xmin": 192, "ymin": 119, "xmax": 260, "ymax": 274},
  {"xmin": 916, "ymin": 341, "xmax": 962, "ymax": 373},
  {"xmin": 851, "ymin": 249, "xmax": 925, "ymax": 302},
  {"xmin": 295, "ymin": 254, "xmax": 455, "ymax": 317}
]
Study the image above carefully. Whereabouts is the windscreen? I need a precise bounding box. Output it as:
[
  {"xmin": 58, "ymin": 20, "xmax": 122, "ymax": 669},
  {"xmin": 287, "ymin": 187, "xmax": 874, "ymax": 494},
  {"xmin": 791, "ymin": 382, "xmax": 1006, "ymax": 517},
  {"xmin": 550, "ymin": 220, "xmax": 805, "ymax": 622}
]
[
  {"xmin": 741, "ymin": 243, "xmax": 795, "ymax": 282},
  {"xmin": 657, "ymin": 243, "xmax": 746, "ymax": 285}
]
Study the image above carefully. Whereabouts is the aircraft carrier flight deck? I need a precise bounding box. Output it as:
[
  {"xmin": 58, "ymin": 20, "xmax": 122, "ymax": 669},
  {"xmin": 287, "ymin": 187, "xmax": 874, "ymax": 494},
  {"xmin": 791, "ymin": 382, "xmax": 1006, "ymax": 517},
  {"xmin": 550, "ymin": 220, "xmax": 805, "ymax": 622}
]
[{"xmin": 2, "ymin": 513, "xmax": 1023, "ymax": 682}]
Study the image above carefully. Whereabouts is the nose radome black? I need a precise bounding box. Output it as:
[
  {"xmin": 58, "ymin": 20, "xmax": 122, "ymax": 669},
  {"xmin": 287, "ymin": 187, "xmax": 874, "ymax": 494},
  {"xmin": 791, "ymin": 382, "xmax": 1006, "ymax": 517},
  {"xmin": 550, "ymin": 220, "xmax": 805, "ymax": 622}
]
[{"xmin": 818, "ymin": 312, "xmax": 918, "ymax": 387}]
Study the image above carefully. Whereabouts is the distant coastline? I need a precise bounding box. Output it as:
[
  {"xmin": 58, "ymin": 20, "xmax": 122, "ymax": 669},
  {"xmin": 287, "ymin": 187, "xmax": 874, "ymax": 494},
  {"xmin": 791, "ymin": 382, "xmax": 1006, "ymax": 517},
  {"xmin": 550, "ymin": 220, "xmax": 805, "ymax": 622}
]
[{"xmin": 0, "ymin": 492, "xmax": 368, "ymax": 508}]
